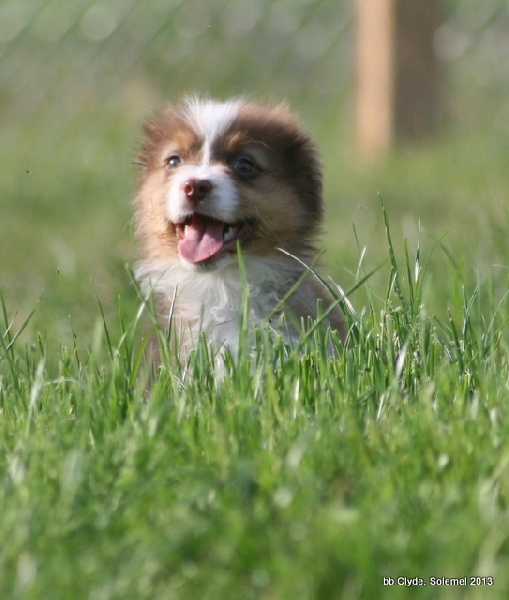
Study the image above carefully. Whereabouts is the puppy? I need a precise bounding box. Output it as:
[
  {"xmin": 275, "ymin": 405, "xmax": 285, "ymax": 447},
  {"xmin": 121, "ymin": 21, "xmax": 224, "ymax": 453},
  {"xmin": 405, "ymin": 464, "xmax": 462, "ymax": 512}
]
[{"xmin": 134, "ymin": 97, "xmax": 344, "ymax": 361}]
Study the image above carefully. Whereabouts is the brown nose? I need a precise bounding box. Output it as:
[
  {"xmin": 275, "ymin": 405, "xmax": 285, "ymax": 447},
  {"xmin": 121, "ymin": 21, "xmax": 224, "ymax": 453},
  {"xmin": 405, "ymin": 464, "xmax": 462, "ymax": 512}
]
[{"xmin": 183, "ymin": 179, "xmax": 212, "ymax": 202}]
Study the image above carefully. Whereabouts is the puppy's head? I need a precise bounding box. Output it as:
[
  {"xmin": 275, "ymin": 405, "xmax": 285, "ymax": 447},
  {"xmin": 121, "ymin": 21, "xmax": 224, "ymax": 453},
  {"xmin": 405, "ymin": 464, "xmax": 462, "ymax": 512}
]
[{"xmin": 134, "ymin": 97, "xmax": 323, "ymax": 271}]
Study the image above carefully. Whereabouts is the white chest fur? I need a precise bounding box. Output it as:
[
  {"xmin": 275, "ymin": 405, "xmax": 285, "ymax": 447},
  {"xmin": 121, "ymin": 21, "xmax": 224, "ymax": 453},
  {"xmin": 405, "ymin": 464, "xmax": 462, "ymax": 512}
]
[{"xmin": 135, "ymin": 255, "xmax": 298, "ymax": 353}]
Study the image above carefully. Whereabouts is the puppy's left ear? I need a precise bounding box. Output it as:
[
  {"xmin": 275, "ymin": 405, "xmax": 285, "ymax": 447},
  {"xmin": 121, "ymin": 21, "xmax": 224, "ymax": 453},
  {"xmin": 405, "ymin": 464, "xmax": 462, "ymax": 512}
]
[{"xmin": 288, "ymin": 131, "xmax": 323, "ymax": 222}]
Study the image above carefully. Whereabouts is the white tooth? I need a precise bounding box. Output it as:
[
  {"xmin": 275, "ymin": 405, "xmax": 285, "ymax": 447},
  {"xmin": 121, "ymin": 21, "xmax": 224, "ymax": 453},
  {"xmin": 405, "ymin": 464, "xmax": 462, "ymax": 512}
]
[{"xmin": 224, "ymin": 224, "xmax": 236, "ymax": 242}]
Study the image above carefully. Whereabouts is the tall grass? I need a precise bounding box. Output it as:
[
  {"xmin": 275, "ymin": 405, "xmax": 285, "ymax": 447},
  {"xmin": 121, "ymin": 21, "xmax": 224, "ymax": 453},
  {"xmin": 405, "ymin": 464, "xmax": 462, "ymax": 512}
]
[{"xmin": 2, "ymin": 203, "xmax": 509, "ymax": 599}]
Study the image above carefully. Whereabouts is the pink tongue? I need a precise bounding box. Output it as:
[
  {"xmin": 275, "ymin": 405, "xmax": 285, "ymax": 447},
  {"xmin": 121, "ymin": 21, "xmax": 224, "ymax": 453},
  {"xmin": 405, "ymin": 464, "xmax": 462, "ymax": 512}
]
[{"xmin": 178, "ymin": 216, "xmax": 225, "ymax": 263}]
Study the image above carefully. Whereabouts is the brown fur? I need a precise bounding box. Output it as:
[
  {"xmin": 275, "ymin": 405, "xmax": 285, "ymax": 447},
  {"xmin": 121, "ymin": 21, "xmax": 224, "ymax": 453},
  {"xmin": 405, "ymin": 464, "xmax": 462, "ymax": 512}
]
[{"xmin": 134, "ymin": 97, "xmax": 344, "ymax": 357}]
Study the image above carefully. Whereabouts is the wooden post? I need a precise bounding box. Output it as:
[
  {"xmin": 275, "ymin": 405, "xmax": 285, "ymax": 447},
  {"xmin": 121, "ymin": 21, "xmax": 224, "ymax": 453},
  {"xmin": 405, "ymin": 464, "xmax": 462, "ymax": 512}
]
[
  {"xmin": 355, "ymin": 0, "xmax": 395, "ymax": 159},
  {"xmin": 355, "ymin": 0, "xmax": 442, "ymax": 159},
  {"xmin": 394, "ymin": 0, "xmax": 442, "ymax": 141}
]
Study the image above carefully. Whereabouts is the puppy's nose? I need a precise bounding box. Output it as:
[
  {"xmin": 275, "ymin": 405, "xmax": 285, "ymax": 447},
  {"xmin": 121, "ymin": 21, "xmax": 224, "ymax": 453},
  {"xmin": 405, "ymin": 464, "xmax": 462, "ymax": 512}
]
[{"xmin": 183, "ymin": 179, "xmax": 212, "ymax": 202}]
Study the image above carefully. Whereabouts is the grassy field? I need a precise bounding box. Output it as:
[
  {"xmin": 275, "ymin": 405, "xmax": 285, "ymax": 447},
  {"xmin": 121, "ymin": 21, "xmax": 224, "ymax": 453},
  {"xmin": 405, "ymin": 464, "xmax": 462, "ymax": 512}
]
[
  {"xmin": 3, "ymin": 122, "xmax": 509, "ymax": 598},
  {"xmin": 3, "ymin": 6, "xmax": 509, "ymax": 591}
]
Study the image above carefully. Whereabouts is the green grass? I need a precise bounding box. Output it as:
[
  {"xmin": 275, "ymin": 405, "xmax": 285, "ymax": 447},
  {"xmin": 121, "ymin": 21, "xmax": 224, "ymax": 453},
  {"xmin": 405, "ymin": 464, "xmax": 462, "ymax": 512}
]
[
  {"xmin": 3, "ymin": 2, "xmax": 509, "ymax": 596},
  {"xmin": 2, "ymin": 198, "xmax": 509, "ymax": 600}
]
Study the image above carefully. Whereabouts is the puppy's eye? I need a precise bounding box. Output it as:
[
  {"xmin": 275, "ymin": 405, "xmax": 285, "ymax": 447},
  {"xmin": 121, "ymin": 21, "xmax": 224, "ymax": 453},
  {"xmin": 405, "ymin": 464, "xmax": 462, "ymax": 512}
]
[
  {"xmin": 233, "ymin": 156, "xmax": 258, "ymax": 177},
  {"xmin": 165, "ymin": 155, "xmax": 182, "ymax": 168}
]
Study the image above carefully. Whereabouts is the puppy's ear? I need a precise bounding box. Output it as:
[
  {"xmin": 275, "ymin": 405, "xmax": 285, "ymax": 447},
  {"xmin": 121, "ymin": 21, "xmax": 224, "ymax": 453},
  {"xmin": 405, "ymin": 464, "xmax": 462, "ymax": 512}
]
[{"xmin": 136, "ymin": 106, "xmax": 175, "ymax": 169}]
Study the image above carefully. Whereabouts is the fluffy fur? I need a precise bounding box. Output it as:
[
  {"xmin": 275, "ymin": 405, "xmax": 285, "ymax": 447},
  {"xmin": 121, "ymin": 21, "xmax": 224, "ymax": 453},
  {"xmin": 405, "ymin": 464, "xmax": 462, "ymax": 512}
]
[{"xmin": 134, "ymin": 96, "xmax": 344, "ymax": 358}]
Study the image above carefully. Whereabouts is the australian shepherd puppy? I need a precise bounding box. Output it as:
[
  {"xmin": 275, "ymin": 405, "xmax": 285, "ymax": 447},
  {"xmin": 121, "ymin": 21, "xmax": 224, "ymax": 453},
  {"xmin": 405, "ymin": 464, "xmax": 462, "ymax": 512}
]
[{"xmin": 134, "ymin": 96, "xmax": 344, "ymax": 361}]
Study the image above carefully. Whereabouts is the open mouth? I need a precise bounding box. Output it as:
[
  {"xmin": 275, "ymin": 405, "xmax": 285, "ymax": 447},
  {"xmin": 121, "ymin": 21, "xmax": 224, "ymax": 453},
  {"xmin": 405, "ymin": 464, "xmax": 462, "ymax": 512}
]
[{"xmin": 175, "ymin": 214, "xmax": 251, "ymax": 264}]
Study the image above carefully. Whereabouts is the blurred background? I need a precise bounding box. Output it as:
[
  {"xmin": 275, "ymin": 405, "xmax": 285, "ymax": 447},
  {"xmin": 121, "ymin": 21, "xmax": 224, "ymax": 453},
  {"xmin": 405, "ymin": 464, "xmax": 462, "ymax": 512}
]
[{"xmin": 2, "ymin": 0, "xmax": 509, "ymax": 344}]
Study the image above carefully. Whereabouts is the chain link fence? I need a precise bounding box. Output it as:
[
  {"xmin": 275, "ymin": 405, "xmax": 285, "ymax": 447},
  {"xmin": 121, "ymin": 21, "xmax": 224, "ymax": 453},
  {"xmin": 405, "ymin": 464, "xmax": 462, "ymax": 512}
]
[
  {"xmin": 0, "ymin": 0, "xmax": 353, "ymax": 138},
  {"xmin": 2, "ymin": 0, "xmax": 509, "ymax": 148}
]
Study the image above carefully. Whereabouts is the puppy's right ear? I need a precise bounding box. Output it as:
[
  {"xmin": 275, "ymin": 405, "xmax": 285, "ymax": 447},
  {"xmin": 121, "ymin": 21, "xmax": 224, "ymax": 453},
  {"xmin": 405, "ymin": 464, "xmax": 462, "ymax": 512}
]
[
  {"xmin": 136, "ymin": 106, "xmax": 175, "ymax": 169},
  {"xmin": 136, "ymin": 117, "xmax": 161, "ymax": 169}
]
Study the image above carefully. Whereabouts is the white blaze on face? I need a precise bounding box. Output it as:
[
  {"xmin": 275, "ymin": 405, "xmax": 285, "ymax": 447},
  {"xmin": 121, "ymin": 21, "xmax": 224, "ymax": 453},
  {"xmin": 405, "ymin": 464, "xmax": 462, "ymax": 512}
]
[
  {"xmin": 183, "ymin": 98, "xmax": 242, "ymax": 165},
  {"xmin": 166, "ymin": 99, "xmax": 242, "ymax": 224}
]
